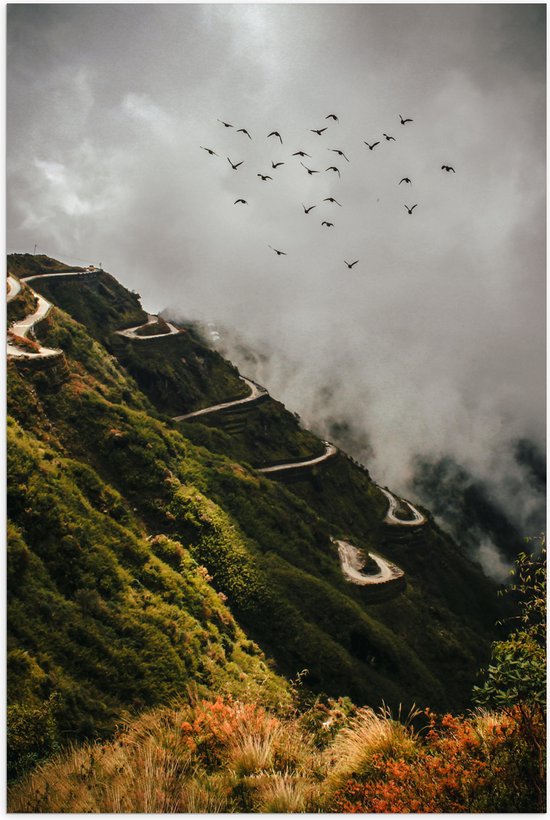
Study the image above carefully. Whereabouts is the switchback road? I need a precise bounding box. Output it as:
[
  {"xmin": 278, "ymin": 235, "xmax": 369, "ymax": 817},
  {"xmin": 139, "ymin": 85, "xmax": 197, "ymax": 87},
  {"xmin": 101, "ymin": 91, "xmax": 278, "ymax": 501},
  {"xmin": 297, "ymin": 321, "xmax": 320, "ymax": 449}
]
[
  {"xmin": 173, "ymin": 377, "xmax": 268, "ymax": 422},
  {"xmin": 378, "ymin": 486, "xmax": 427, "ymax": 526},
  {"xmin": 257, "ymin": 441, "xmax": 338, "ymax": 474},
  {"xmin": 334, "ymin": 538, "xmax": 404, "ymax": 585}
]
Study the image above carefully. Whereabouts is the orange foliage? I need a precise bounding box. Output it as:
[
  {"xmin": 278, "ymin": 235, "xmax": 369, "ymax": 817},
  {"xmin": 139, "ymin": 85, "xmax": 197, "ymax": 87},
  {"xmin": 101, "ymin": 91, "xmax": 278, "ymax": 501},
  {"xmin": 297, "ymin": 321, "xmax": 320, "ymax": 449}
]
[
  {"xmin": 180, "ymin": 696, "xmax": 278, "ymax": 766},
  {"xmin": 332, "ymin": 709, "xmax": 515, "ymax": 813},
  {"xmin": 8, "ymin": 332, "xmax": 40, "ymax": 352}
]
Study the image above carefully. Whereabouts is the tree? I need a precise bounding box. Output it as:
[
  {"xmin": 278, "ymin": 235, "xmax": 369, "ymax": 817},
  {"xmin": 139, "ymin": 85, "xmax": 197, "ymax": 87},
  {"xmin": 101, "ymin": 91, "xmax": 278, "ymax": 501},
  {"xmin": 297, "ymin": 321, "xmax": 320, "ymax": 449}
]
[{"xmin": 473, "ymin": 535, "xmax": 546, "ymax": 810}]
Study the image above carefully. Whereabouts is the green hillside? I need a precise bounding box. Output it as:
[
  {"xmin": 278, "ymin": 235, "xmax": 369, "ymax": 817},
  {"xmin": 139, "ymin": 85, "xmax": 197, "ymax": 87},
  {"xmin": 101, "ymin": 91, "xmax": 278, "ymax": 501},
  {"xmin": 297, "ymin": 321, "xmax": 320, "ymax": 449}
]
[{"xmin": 7, "ymin": 255, "xmax": 505, "ymax": 781}]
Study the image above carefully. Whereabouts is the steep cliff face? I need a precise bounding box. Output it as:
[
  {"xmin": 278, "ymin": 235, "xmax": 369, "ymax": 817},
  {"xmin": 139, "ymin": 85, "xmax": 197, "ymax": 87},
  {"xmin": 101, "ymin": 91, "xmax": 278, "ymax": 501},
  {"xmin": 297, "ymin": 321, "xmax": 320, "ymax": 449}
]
[{"xmin": 7, "ymin": 254, "xmax": 505, "ymax": 778}]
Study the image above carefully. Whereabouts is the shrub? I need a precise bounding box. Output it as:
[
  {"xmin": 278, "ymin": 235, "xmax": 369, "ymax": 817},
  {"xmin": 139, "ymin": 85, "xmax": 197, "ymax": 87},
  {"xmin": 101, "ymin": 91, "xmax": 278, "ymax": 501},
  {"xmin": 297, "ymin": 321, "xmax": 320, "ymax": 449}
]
[{"xmin": 7, "ymin": 694, "xmax": 61, "ymax": 780}]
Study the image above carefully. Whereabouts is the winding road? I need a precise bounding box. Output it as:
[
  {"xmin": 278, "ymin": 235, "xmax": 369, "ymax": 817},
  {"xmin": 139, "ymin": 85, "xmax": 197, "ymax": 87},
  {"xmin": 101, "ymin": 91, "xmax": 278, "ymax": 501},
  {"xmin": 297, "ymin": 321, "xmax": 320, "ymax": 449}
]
[
  {"xmin": 7, "ymin": 274, "xmax": 21, "ymax": 303},
  {"xmin": 115, "ymin": 313, "xmax": 182, "ymax": 340},
  {"xmin": 7, "ymin": 290, "xmax": 61, "ymax": 358},
  {"xmin": 173, "ymin": 376, "xmax": 268, "ymax": 422},
  {"xmin": 7, "ymin": 269, "xmax": 428, "ymax": 560},
  {"xmin": 7, "ymin": 270, "xmax": 96, "ymax": 358},
  {"xmin": 378, "ymin": 486, "xmax": 427, "ymax": 526},
  {"xmin": 257, "ymin": 440, "xmax": 338, "ymax": 474},
  {"xmin": 334, "ymin": 538, "xmax": 404, "ymax": 586}
]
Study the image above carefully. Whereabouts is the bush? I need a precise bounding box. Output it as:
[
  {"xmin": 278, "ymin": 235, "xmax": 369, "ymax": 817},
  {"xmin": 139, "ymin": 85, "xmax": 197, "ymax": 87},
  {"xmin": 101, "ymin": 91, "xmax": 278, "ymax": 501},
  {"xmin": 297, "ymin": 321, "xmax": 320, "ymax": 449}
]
[{"xmin": 7, "ymin": 694, "xmax": 61, "ymax": 780}]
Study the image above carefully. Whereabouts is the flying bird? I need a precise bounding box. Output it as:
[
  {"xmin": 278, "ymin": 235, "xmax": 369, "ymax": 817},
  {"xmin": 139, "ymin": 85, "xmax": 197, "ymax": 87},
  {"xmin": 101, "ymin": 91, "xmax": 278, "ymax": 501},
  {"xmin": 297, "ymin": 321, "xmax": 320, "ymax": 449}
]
[
  {"xmin": 383, "ymin": 133, "xmax": 396, "ymax": 141},
  {"xmin": 344, "ymin": 260, "xmax": 359, "ymax": 269},
  {"xmin": 325, "ymin": 166, "xmax": 341, "ymax": 177},
  {"xmin": 227, "ymin": 157, "xmax": 243, "ymax": 170},
  {"xmin": 325, "ymin": 114, "xmax": 339, "ymax": 121},
  {"xmin": 300, "ymin": 162, "xmax": 320, "ymax": 175},
  {"xmin": 267, "ymin": 131, "xmax": 283, "ymax": 143},
  {"xmin": 404, "ymin": 204, "xmax": 418, "ymax": 214},
  {"xmin": 237, "ymin": 128, "xmax": 252, "ymax": 138},
  {"xmin": 200, "ymin": 146, "xmax": 218, "ymax": 156},
  {"xmin": 441, "ymin": 165, "xmax": 455, "ymax": 172},
  {"xmin": 399, "ymin": 114, "xmax": 413, "ymax": 124},
  {"xmin": 292, "ymin": 150, "xmax": 311, "ymax": 157},
  {"xmin": 217, "ymin": 119, "xmax": 233, "ymax": 128},
  {"xmin": 302, "ymin": 204, "xmax": 316, "ymax": 214},
  {"xmin": 321, "ymin": 221, "xmax": 334, "ymax": 227},
  {"xmin": 399, "ymin": 177, "xmax": 412, "ymax": 185},
  {"xmin": 330, "ymin": 148, "xmax": 349, "ymax": 162},
  {"xmin": 323, "ymin": 197, "xmax": 342, "ymax": 206},
  {"xmin": 268, "ymin": 245, "xmax": 287, "ymax": 256},
  {"xmin": 234, "ymin": 199, "xmax": 248, "ymax": 204},
  {"xmin": 311, "ymin": 127, "xmax": 328, "ymax": 135},
  {"xmin": 364, "ymin": 141, "xmax": 380, "ymax": 150},
  {"xmin": 257, "ymin": 174, "xmax": 272, "ymax": 181},
  {"xmin": 271, "ymin": 160, "xmax": 285, "ymax": 169}
]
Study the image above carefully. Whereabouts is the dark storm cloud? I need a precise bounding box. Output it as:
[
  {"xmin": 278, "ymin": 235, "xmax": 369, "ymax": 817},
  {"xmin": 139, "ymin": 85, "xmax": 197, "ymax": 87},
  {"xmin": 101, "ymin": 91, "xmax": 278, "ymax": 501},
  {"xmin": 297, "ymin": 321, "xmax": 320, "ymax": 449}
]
[{"xmin": 7, "ymin": 5, "xmax": 545, "ymax": 569}]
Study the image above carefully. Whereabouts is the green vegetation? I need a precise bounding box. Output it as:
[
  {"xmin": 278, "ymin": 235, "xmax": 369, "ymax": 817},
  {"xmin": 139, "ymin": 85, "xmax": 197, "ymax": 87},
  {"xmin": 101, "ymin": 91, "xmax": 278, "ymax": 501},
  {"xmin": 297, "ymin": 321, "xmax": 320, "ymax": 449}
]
[
  {"xmin": 178, "ymin": 398, "xmax": 325, "ymax": 466},
  {"xmin": 7, "ymin": 254, "xmax": 510, "ymax": 789},
  {"xmin": 18, "ymin": 266, "xmax": 148, "ymax": 341},
  {"xmin": 473, "ymin": 541, "xmax": 546, "ymax": 811},
  {"xmin": 7, "ymin": 253, "xmax": 83, "ymax": 277}
]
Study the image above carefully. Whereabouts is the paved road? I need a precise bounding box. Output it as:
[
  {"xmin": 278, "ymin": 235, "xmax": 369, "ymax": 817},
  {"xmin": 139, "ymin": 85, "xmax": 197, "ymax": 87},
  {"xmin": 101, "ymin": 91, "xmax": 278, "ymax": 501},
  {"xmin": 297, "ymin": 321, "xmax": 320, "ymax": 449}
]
[
  {"xmin": 7, "ymin": 291, "xmax": 61, "ymax": 358},
  {"xmin": 378, "ymin": 486, "xmax": 427, "ymax": 526},
  {"xmin": 21, "ymin": 270, "xmax": 89, "ymax": 284},
  {"xmin": 257, "ymin": 441, "xmax": 338, "ymax": 474},
  {"xmin": 334, "ymin": 538, "xmax": 404, "ymax": 585},
  {"xmin": 7, "ymin": 274, "xmax": 21, "ymax": 302},
  {"xmin": 173, "ymin": 376, "xmax": 268, "ymax": 422},
  {"xmin": 115, "ymin": 313, "xmax": 182, "ymax": 340},
  {"xmin": 7, "ymin": 270, "xmax": 97, "ymax": 358}
]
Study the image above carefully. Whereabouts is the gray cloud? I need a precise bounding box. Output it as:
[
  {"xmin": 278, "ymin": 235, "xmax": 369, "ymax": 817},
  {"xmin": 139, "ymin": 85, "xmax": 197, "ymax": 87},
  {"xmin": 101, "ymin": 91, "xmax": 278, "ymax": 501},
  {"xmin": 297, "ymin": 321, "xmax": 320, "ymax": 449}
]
[{"xmin": 7, "ymin": 5, "xmax": 545, "ymax": 561}]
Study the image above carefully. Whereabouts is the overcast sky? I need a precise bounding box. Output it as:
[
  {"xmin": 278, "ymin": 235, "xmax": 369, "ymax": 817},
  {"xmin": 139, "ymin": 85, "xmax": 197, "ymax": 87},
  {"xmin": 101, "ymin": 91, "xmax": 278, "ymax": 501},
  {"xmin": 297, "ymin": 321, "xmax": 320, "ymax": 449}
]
[{"xmin": 7, "ymin": 4, "xmax": 546, "ymax": 556}]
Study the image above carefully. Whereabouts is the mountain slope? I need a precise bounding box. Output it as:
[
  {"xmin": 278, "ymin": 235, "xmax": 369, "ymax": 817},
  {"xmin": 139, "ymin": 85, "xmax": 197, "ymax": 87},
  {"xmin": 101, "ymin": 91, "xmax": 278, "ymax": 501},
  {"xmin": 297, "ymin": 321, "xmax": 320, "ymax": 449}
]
[{"xmin": 7, "ymin": 254, "xmax": 505, "ymax": 778}]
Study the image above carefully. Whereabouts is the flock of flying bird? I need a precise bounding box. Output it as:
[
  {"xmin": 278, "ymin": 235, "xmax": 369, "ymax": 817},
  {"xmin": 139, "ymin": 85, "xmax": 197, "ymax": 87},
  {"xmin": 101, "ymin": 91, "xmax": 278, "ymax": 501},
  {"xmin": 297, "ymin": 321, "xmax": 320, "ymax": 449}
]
[{"xmin": 200, "ymin": 113, "xmax": 456, "ymax": 269}]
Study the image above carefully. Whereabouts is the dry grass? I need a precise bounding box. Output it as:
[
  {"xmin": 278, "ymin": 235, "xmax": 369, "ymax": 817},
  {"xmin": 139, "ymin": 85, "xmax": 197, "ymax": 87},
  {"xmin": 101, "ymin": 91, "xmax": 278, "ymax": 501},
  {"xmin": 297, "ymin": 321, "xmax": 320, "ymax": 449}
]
[
  {"xmin": 9, "ymin": 698, "xmax": 541, "ymax": 813},
  {"xmin": 325, "ymin": 703, "xmax": 420, "ymax": 791},
  {"xmin": 253, "ymin": 772, "xmax": 322, "ymax": 812},
  {"xmin": 8, "ymin": 698, "xmax": 322, "ymax": 813}
]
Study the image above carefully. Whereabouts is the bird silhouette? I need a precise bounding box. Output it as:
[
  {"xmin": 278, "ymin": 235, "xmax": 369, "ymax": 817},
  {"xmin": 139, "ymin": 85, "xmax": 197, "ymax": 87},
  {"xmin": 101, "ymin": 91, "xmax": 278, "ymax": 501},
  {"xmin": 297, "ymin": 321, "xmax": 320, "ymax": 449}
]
[
  {"xmin": 268, "ymin": 245, "xmax": 286, "ymax": 256},
  {"xmin": 399, "ymin": 114, "xmax": 413, "ymax": 124},
  {"xmin": 227, "ymin": 157, "xmax": 243, "ymax": 170},
  {"xmin": 321, "ymin": 221, "xmax": 334, "ymax": 227},
  {"xmin": 218, "ymin": 119, "xmax": 233, "ymax": 128},
  {"xmin": 271, "ymin": 161, "xmax": 285, "ymax": 169},
  {"xmin": 292, "ymin": 150, "xmax": 311, "ymax": 157},
  {"xmin": 257, "ymin": 174, "xmax": 272, "ymax": 181},
  {"xmin": 200, "ymin": 146, "xmax": 218, "ymax": 156},
  {"xmin": 383, "ymin": 133, "xmax": 396, "ymax": 141},
  {"xmin": 300, "ymin": 162, "xmax": 320, "ymax": 175},
  {"xmin": 399, "ymin": 177, "xmax": 412, "ymax": 185},
  {"xmin": 302, "ymin": 204, "xmax": 316, "ymax": 214},
  {"xmin": 267, "ymin": 131, "xmax": 283, "ymax": 143},
  {"xmin": 330, "ymin": 148, "xmax": 349, "ymax": 162},
  {"xmin": 311, "ymin": 127, "xmax": 328, "ymax": 135},
  {"xmin": 364, "ymin": 141, "xmax": 380, "ymax": 150},
  {"xmin": 325, "ymin": 166, "xmax": 341, "ymax": 177},
  {"xmin": 344, "ymin": 260, "xmax": 359, "ymax": 269},
  {"xmin": 234, "ymin": 199, "xmax": 248, "ymax": 204},
  {"xmin": 237, "ymin": 128, "xmax": 252, "ymax": 138},
  {"xmin": 441, "ymin": 165, "xmax": 455, "ymax": 172},
  {"xmin": 325, "ymin": 114, "xmax": 339, "ymax": 121},
  {"xmin": 404, "ymin": 204, "xmax": 418, "ymax": 214},
  {"xmin": 323, "ymin": 197, "xmax": 342, "ymax": 206}
]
